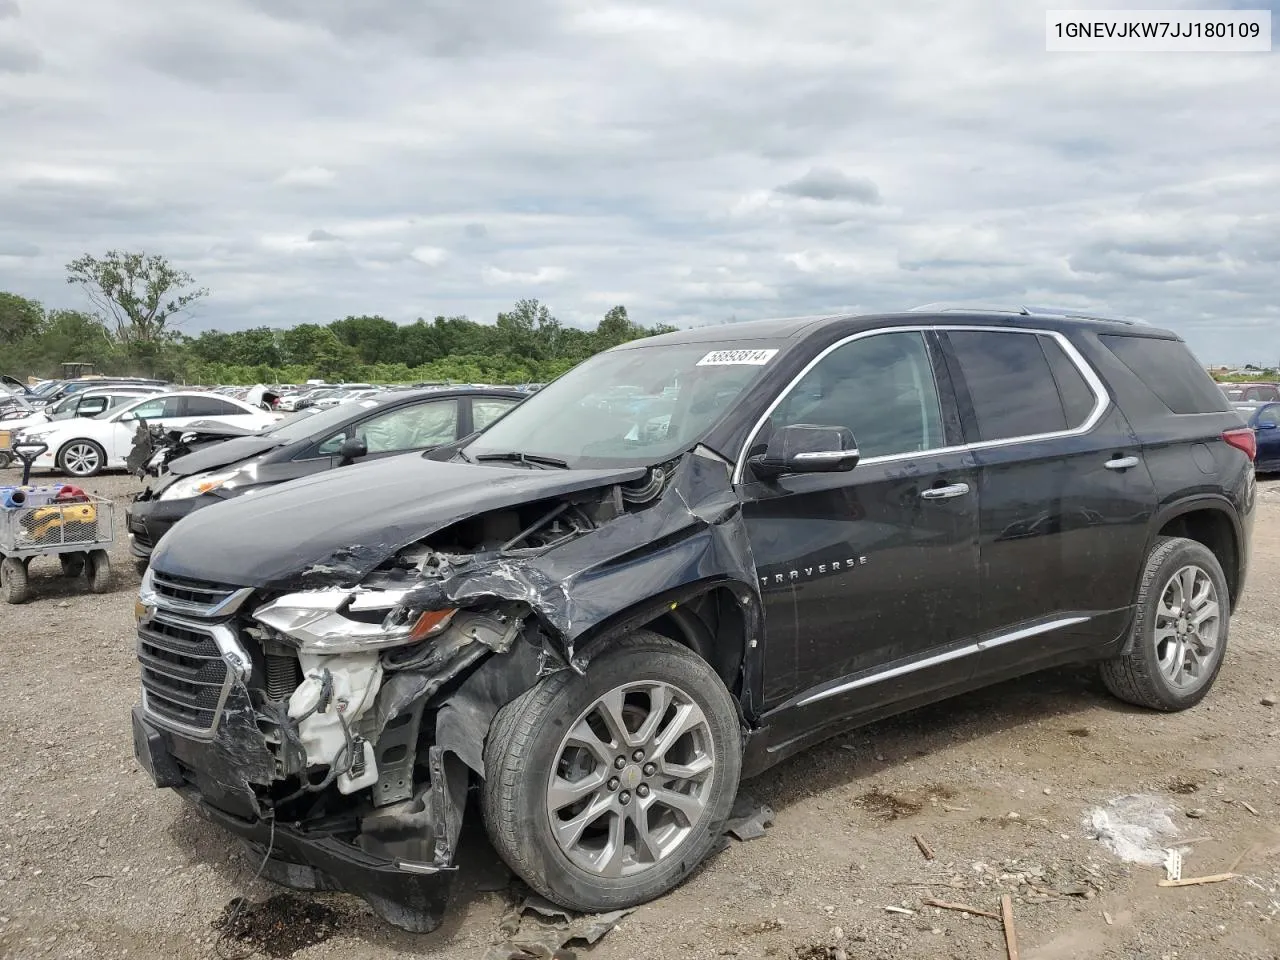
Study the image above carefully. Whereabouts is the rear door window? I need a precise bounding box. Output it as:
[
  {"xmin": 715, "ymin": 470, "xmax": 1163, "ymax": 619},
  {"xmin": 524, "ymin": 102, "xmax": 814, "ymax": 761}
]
[
  {"xmin": 184, "ymin": 396, "xmax": 245, "ymax": 418},
  {"xmin": 945, "ymin": 331, "xmax": 1093, "ymax": 442},
  {"xmin": 1100, "ymin": 335, "xmax": 1230, "ymax": 414}
]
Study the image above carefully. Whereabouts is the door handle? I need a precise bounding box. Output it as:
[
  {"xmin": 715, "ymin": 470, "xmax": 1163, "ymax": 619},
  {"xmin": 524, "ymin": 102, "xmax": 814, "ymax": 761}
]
[
  {"xmin": 1105, "ymin": 455, "xmax": 1140, "ymax": 470},
  {"xmin": 920, "ymin": 482, "xmax": 970, "ymax": 500}
]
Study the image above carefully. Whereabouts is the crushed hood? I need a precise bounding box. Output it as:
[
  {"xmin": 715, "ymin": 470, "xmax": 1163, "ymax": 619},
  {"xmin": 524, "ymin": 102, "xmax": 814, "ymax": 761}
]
[
  {"xmin": 167, "ymin": 433, "xmax": 286, "ymax": 476},
  {"xmin": 149, "ymin": 455, "xmax": 646, "ymax": 589}
]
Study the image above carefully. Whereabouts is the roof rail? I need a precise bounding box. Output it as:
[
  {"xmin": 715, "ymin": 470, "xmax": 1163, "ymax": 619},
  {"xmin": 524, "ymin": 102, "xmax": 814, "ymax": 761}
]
[{"xmin": 908, "ymin": 302, "xmax": 1141, "ymax": 325}]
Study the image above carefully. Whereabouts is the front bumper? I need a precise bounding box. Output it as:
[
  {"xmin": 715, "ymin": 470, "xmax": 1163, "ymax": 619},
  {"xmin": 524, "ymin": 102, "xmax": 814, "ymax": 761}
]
[
  {"xmin": 132, "ymin": 705, "xmax": 461, "ymax": 932},
  {"xmin": 127, "ymin": 494, "xmax": 217, "ymax": 560}
]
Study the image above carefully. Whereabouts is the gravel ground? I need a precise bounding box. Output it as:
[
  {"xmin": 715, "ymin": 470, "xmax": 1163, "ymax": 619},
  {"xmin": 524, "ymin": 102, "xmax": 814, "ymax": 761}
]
[{"xmin": 2, "ymin": 467, "xmax": 1279, "ymax": 960}]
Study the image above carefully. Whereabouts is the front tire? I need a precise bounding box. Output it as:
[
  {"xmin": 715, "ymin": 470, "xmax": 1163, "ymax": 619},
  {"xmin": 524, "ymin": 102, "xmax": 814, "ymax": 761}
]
[
  {"xmin": 1101, "ymin": 536, "xmax": 1230, "ymax": 710},
  {"xmin": 1, "ymin": 557, "xmax": 30, "ymax": 603},
  {"xmin": 85, "ymin": 549, "xmax": 112, "ymax": 594},
  {"xmin": 482, "ymin": 630, "xmax": 742, "ymax": 913},
  {"xmin": 58, "ymin": 440, "xmax": 106, "ymax": 478}
]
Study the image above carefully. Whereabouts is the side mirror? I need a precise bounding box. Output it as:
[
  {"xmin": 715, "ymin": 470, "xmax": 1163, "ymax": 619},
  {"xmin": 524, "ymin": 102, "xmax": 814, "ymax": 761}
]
[
  {"xmin": 338, "ymin": 435, "xmax": 368, "ymax": 464},
  {"xmin": 749, "ymin": 423, "xmax": 860, "ymax": 479}
]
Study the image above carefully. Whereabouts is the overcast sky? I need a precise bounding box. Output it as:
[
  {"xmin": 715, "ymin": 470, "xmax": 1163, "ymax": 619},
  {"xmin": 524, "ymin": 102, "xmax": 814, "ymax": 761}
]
[{"xmin": 0, "ymin": 1, "xmax": 1276, "ymax": 363}]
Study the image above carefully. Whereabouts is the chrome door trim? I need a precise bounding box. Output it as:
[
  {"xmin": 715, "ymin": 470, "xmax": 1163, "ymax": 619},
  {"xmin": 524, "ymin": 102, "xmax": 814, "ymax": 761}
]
[
  {"xmin": 785, "ymin": 615, "xmax": 1093, "ymax": 710},
  {"xmin": 732, "ymin": 325, "xmax": 1112, "ymax": 485}
]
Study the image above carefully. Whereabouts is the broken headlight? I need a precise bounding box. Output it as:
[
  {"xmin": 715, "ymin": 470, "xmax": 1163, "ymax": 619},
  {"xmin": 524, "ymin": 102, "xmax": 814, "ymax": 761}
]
[
  {"xmin": 158, "ymin": 464, "xmax": 257, "ymax": 501},
  {"xmin": 253, "ymin": 588, "xmax": 456, "ymax": 654}
]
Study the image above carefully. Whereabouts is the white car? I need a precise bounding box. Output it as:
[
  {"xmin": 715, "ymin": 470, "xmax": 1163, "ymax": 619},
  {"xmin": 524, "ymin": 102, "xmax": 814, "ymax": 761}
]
[
  {"xmin": 3, "ymin": 388, "xmax": 165, "ymax": 435},
  {"xmin": 18, "ymin": 391, "xmax": 279, "ymax": 477}
]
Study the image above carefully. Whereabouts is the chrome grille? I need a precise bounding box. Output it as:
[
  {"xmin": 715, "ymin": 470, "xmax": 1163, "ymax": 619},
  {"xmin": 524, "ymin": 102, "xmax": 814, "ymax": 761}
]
[
  {"xmin": 138, "ymin": 613, "xmax": 233, "ymax": 735},
  {"xmin": 148, "ymin": 571, "xmax": 252, "ymax": 619}
]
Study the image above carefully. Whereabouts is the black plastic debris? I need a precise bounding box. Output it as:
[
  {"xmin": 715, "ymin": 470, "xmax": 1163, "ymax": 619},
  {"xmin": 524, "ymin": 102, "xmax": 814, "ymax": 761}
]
[
  {"xmin": 483, "ymin": 893, "xmax": 634, "ymax": 960},
  {"xmin": 724, "ymin": 793, "xmax": 776, "ymax": 842}
]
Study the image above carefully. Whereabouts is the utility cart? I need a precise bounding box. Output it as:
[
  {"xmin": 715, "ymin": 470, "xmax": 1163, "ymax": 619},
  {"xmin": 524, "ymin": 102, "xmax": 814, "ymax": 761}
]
[{"xmin": 0, "ymin": 489, "xmax": 115, "ymax": 603}]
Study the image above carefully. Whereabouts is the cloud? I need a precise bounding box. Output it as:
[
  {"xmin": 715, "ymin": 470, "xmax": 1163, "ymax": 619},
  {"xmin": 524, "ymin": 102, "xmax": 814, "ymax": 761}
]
[
  {"xmin": 0, "ymin": 240, "xmax": 39, "ymax": 257},
  {"xmin": 0, "ymin": 1, "xmax": 18, "ymax": 20},
  {"xmin": 0, "ymin": 0, "xmax": 1274, "ymax": 363},
  {"xmin": 483, "ymin": 265, "xmax": 567, "ymax": 285},
  {"xmin": 0, "ymin": 36, "xmax": 39, "ymax": 72},
  {"xmin": 776, "ymin": 167, "xmax": 881, "ymax": 204},
  {"xmin": 410, "ymin": 246, "xmax": 448, "ymax": 266},
  {"xmin": 275, "ymin": 166, "xmax": 337, "ymax": 188}
]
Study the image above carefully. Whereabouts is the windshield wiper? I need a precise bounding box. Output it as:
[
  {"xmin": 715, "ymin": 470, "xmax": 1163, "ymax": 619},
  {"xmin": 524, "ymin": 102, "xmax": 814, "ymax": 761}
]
[{"xmin": 473, "ymin": 451, "xmax": 570, "ymax": 469}]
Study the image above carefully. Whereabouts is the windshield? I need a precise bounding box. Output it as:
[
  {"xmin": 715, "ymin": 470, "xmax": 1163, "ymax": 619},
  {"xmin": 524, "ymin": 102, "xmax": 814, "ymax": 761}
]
[
  {"xmin": 264, "ymin": 400, "xmax": 377, "ymax": 442},
  {"xmin": 465, "ymin": 341, "xmax": 781, "ymax": 467}
]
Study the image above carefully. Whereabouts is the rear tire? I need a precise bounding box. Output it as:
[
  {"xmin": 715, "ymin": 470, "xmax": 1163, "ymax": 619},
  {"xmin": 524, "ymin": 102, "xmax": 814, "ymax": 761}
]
[
  {"xmin": 1101, "ymin": 536, "xmax": 1229, "ymax": 711},
  {"xmin": 85, "ymin": 549, "xmax": 112, "ymax": 594},
  {"xmin": 482, "ymin": 630, "xmax": 741, "ymax": 913},
  {"xmin": 1, "ymin": 557, "xmax": 30, "ymax": 604}
]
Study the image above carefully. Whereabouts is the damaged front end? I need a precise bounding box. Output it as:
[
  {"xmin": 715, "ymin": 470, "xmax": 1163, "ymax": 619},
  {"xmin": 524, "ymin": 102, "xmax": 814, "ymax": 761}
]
[{"xmin": 132, "ymin": 449, "xmax": 761, "ymax": 932}]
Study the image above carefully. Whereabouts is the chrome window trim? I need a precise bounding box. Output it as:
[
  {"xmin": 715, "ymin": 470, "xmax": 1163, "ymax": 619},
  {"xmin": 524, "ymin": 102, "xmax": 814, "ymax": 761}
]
[
  {"xmin": 732, "ymin": 325, "xmax": 1112, "ymax": 485},
  {"xmin": 789, "ymin": 615, "xmax": 1091, "ymax": 709}
]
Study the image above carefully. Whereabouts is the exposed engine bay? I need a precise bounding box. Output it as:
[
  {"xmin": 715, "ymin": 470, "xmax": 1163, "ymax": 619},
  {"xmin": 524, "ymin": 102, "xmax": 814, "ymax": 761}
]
[{"xmin": 133, "ymin": 449, "xmax": 761, "ymax": 930}]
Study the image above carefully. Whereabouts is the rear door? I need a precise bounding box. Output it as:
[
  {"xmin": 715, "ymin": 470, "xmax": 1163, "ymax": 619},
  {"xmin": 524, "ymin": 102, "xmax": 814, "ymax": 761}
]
[
  {"xmin": 740, "ymin": 328, "xmax": 981, "ymax": 737},
  {"xmin": 939, "ymin": 328, "xmax": 1158, "ymax": 670}
]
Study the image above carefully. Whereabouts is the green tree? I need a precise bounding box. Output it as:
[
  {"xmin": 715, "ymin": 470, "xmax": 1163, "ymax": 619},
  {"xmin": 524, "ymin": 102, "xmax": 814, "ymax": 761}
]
[
  {"xmin": 329, "ymin": 315, "xmax": 402, "ymax": 365},
  {"xmin": 0, "ymin": 292, "xmax": 45, "ymax": 344},
  {"xmin": 66, "ymin": 250, "xmax": 208, "ymax": 345}
]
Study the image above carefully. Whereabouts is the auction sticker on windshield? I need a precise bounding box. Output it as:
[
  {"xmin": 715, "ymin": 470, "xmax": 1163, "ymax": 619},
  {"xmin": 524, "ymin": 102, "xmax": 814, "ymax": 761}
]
[{"xmin": 696, "ymin": 348, "xmax": 778, "ymax": 366}]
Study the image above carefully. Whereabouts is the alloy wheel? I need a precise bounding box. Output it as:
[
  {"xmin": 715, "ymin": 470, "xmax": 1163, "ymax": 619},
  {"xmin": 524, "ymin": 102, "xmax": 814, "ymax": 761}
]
[
  {"xmin": 546, "ymin": 680, "xmax": 716, "ymax": 878},
  {"xmin": 1154, "ymin": 563, "xmax": 1222, "ymax": 690},
  {"xmin": 62, "ymin": 443, "xmax": 101, "ymax": 476}
]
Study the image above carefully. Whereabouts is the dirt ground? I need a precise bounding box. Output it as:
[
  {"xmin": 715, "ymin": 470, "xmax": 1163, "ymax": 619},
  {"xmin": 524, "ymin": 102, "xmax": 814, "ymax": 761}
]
[{"xmin": 2, "ymin": 466, "xmax": 1279, "ymax": 960}]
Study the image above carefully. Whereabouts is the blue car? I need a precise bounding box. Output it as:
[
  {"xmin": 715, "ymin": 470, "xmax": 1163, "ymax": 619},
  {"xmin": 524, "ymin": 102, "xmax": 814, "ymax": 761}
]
[{"xmin": 1235, "ymin": 402, "xmax": 1280, "ymax": 472}]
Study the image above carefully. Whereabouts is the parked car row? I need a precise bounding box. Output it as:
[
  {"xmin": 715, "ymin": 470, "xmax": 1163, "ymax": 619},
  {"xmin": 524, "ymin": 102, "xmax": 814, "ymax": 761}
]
[
  {"xmin": 126, "ymin": 386, "xmax": 524, "ymax": 570},
  {"xmin": 127, "ymin": 307, "xmax": 1256, "ymax": 936}
]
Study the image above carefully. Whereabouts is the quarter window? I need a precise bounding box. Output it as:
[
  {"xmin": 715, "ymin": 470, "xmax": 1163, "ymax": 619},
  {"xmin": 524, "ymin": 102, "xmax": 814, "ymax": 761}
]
[
  {"xmin": 767, "ymin": 331, "xmax": 944, "ymax": 459},
  {"xmin": 946, "ymin": 331, "xmax": 1096, "ymax": 442},
  {"xmin": 473, "ymin": 398, "xmax": 519, "ymax": 432}
]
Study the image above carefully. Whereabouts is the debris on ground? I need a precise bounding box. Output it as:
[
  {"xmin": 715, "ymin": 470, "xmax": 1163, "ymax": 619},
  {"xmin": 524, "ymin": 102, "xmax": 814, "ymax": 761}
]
[
  {"xmin": 921, "ymin": 898, "xmax": 1001, "ymax": 920},
  {"xmin": 724, "ymin": 793, "xmax": 776, "ymax": 841},
  {"xmin": 1000, "ymin": 894, "xmax": 1020, "ymax": 960},
  {"xmin": 211, "ymin": 895, "xmax": 341, "ymax": 959},
  {"xmin": 913, "ymin": 834, "xmax": 935, "ymax": 860},
  {"xmin": 858, "ymin": 788, "xmax": 923, "ymax": 821},
  {"xmin": 1085, "ymin": 794, "xmax": 1180, "ymax": 865},
  {"xmin": 1157, "ymin": 872, "xmax": 1239, "ymax": 888},
  {"xmin": 485, "ymin": 891, "xmax": 634, "ymax": 960}
]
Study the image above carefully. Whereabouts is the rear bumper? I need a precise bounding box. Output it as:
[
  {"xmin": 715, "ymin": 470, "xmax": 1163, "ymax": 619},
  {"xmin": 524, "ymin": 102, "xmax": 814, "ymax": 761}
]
[{"xmin": 132, "ymin": 704, "xmax": 460, "ymax": 932}]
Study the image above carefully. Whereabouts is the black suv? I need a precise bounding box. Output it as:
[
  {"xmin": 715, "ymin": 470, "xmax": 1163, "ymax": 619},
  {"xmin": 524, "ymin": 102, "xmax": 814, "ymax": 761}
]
[{"xmin": 130, "ymin": 309, "xmax": 1254, "ymax": 932}]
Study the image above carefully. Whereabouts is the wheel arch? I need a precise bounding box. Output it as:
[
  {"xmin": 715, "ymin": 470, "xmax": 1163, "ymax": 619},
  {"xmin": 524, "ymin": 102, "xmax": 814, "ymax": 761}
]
[
  {"xmin": 571, "ymin": 578, "xmax": 760, "ymax": 706},
  {"xmin": 1149, "ymin": 497, "xmax": 1243, "ymax": 610}
]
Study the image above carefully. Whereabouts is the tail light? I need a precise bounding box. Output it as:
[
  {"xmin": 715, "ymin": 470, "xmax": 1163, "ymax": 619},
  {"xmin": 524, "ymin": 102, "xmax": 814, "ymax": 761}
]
[{"xmin": 1222, "ymin": 427, "xmax": 1257, "ymax": 461}]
